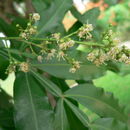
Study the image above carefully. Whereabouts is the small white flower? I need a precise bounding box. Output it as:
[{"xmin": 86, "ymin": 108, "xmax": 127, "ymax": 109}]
[
  {"xmin": 73, "ymin": 61, "xmax": 81, "ymax": 69},
  {"xmin": 46, "ymin": 49, "xmax": 56, "ymax": 60},
  {"xmin": 37, "ymin": 55, "xmax": 43, "ymax": 63},
  {"xmin": 52, "ymin": 33, "xmax": 60, "ymax": 40},
  {"xmin": 29, "ymin": 27, "xmax": 37, "ymax": 34},
  {"xmin": 59, "ymin": 43, "xmax": 66, "ymax": 50},
  {"xmin": 94, "ymin": 59, "xmax": 102, "ymax": 66},
  {"xmin": 51, "ymin": 49, "xmax": 56, "ymax": 54},
  {"xmin": 67, "ymin": 40, "xmax": 75, "ymax": 47},
  {"xmin": 32, "ymin": 13, "xmax": 40, "ymax": 21},
  {"xmin": 57, "ymin": 51, "xmax": 66, "ymax": 60},
  {"xmin": 86, "ymin": 24, "xmax": 93, "ymax": 31},
  {"xmin": 69, "ymin": 67, "xmax": 76, "ymax": 73},
  {"xmin": 87, "ymin": 52, "xmax": 96, "ymax": 62},
  {"xmin": 119, "ymin": 54, "xmax": 128, "ymax": 62},
  {"xmin": 108, "ymin": 30, "xmax": 113, "ymax": 36},
  {"xmin": 59, "ymin": 40, "xmax": 75, "ymax": 50},
  {"xmin": 20, "ymin": 32, "xmax": 27, "ymax": 39},
  {"xmin": 125, "ymin": 58, "xmax": 130, "ymax": 64},
  {"xmin": 107, "ymin": 47, "xmax": 121, "ymax": 60},
  {"xmin": 78, "ymin": 24, "xmax": 93, "ymax": 39}
]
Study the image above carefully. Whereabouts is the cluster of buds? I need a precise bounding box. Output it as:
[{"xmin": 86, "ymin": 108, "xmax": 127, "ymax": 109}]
[
  {"xmin": 78, "ymin": 24, "xmax": 93, "ymax": 39},
  {"xmin": 59, "ymin": 38, "xmax": 75, "ymax": 50},
  {"xmin": 107, "ymin": 46, "xmax": 130, "ymax": 64},
  {"xmin": 6, "ymin": 61, "xmax": 17, "ymax": 74},
  {"xmin": 19, "ymin": 62, "xmax": 30, "ymax": 72},
  {"xmin": 69, "ymin": 60, "xmax": 81, "ymax": 73},
  {"xmin": 87, "ymin": 49, "xmax": 108, "ymax": 66},
  {"xmin": 40, "ymin": 41, "xmax": 50, "ymax": 54},
  {"xmin": 17, "ymin": 13, "xmax": 40, "ymax": 39},
  {"xmin": 87, "ymin": 45, "xmax": 130, "ymax": 66},
  {"xmin": 52, "ymin": 33, "xmax": 61, "ymax": 41},
  {"xmin": 102, "ymin": 29, "xmax": 120, "ymax": 46}
]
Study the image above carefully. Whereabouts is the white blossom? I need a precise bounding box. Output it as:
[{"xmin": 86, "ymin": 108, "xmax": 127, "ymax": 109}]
[{"xmin": 32, "ymin": 13, "xmax": 40, "ymax": 21}]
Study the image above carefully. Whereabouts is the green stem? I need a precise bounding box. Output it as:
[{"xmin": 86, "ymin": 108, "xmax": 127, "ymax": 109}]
[
  {"xmin": 0, "ymin": 37, "xmax": 104, "ymax": 48},
  {"xmin": 64, "ymin": 31, "xmax": 78, "ymax": 38},
  {"xmin": 75, "ymin": 41, "xmax": 104, "ymax": 47},
  {"xmin": 20, "ymin": 40, "xmax": 42, "ymax": 48},
  {"xmin": 0, "ymin": 37, "xmax": 55, "ymax": 41}
]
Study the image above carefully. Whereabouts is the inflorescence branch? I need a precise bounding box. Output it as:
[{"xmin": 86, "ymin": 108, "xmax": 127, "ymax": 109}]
[{"xmin": 0, "ymin": 13, "xmax": 130, "ymax": 74}]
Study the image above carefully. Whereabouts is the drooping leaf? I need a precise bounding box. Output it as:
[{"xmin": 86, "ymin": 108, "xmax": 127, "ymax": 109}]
[
  {"xmin": 64, "ymin": 84, "xmax": 127, "ymax": 122},
  {"xmin": 65, "ymin": 99, "xmax": 89, "ymax": 127},
  {"xmin": 54, "ymin": 99, "xmax": 70, "ymax": 130},
  {"xmin": 32, "ymin": 0, "xmax": 73, "ymax": 37},
  {"xmin": 90, "ymin": 118, "xmax": 128, "ymax": 130},
  {"xmin": 0, "ymin": 88, "xmax": 14, "ymax": 129},
  {"xmin": 64, "ymin": 101, "xmax": 89, "ymax": 130},
  {"xmin": 14, "ymin": 72, "xmax": 54, "ymax": 130}
]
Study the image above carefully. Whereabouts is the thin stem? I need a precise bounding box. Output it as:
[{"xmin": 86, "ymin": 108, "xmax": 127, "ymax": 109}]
[
  {"xmin": 0, "ymin": 37, "xmax": 55, "ymax": 41},
  {"xmin": 29, "ymin": 44, "xmax": 38, "ymax": 56},
  {"xmin": 64, "ymin": 31, "xmax": 78, "ymax": 38},
  {"xmin": 20, "ymin": 40, "xmax": 42, "ymax": 48},
  {"xmin": 0, "ymin": 37, "xmax": 105, "ymax": 48},
  {"xmin": 74, "ymin": 41, "xmax": 104, "ymax": 47}
]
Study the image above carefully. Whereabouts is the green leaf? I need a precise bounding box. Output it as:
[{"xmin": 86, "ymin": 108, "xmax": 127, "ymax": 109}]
[
  {"xmin": 105, "ymin": 0, "xmax": 118, "ymax": 6},
  {"xmin": 0, "ymin": 55, "xmax": 9, "ymax": 80},
  {"xmin": 32, "ymin": 59, "xmax": 106, "ymax": 80},
  {"xmin": 90, "ymin": 118, "xmax": 128, "ymax": 130},
  {"xmin": 64, "ymin": 84, "xmax": 127, "ymax": 122},
  {"xmin": 0, "ymin": 88, "xmax": 14, "ymax": 129},
  {"xmin": 50, "ymin": 76, "xmax": 69, "ymax": 92},
  {"xmin": 32, "ymin": 0, "xmax": 73, "ymax": 37},
  {"xmin": 0, "ymin": 18, "xmax": 19, "ymax": 48},
  {"xmin": 14, "ymin": 72, "xmax": 54, "ymax": 130},
  {"xmin": 67, "ymin": 21, "xmax": 82, "ymax": 34},
  {"xmin": 71, "ymin": 7, "xmax": 100, "ymax": 25},
  {"xmin": 54, "ymin": 99, "xmax": 70, "ymax": 130},
  {"xmin": 31, "ymin": 69, "xmax": 62, "ymax": 97},
  {"xmin": 64, "ymin": 101, "xmax": 89, "ymax": 130},
  {"xmin": 0, "ymin": 39, "xmax": 5, "ymax": 48},
  {"xmin": 65, "ymin": 99, "xmax": 89, "ymax": 127}
]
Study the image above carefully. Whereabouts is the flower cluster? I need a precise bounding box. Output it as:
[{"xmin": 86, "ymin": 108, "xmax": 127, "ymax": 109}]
[
  {"xmin": 52, "ymin": 33, "xmax": 61, "ymax": 40},
  {"xmin": 6, "ymin": 61, "xmax": 17, "ymax": 74},
  {"xmin": 86, "ymin": 28, "xmax": 128, "ymax": 66},
  {"xmin": 87, "ymin": 49, "xmax": 108, "ymax": 66},
  {"xmin": 78, "ymin": 24, "xmax": 93, "ymax": 39},
  {"xmin": 19, "ymin": 62, "xmax": 30, "ymax": 72},
  {"xmin": 87, "ymin": 44, "xmax": 130, "ymax": 66},
  {"xmin": 102, "ymin": 29, "xmax": 120, "ymax": 47},
  {"xmin": 17, "ymin": 13, "xmax": 40, "ymax": 39},
  {"xmin": 9, "ymin": 13, "xmax": 130, "ymax": 74},
  {"xmin": 59, "ymin": 38, "xmax": 75, "ymax": 50}
]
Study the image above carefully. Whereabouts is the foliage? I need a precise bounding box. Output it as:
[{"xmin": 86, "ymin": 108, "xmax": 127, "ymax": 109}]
[{"xmin": 0, "ymin": 0, "xmax": 130, "ymax": 129}]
